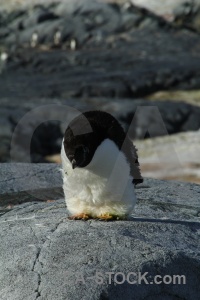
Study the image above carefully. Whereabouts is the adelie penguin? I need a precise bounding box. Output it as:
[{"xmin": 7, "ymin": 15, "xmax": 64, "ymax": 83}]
[{"xmin": 61, "ymin": 111, "xmax": 143, "ymax": 220}]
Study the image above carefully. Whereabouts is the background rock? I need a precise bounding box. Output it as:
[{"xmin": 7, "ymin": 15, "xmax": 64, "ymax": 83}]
[
  {"xmin": 0, "ymin": 0, "xmax": 200, "ymax": 184},
  {"xmin": 0, "ymin": 1, "xmax": 169, "ymax": 49},
  {"xmin": 98, "ymin": 99, "xmax": 200, "ymax": 138},
  {"xmin": 136, "ymin": 131, "xmax": 200, "ymax": 184},
  {"xmin": 146, "ymin": 90, "xmax": 200, "ymax": 106},
  {"xmin": 1, "ymin": 98, "xmax": 200, "ymax": 163}
]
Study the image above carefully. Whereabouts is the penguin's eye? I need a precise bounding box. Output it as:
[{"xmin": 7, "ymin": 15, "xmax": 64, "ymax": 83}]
[
  {"xmin": 83, "ymin": 146, "xmax": 89, "ymax": 154},
  {"xmin": 75, "ymin": 145, "xmax": 89, "ymax": 156}
]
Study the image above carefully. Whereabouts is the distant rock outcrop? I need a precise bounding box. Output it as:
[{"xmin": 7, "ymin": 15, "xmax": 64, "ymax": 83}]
[
  {"xmin": 136, "ymin": 131, "xmax": 200, "ymax": 184},
  {"xmin": 1, "ymin": 98, "xmax": 200, "ymax": 163},
  {"xmin": 1, "ymin": 0, "xmax": 200, "ymax": 164}
]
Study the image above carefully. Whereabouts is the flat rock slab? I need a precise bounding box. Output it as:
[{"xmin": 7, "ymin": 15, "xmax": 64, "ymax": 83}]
[
  {"xmin": 0, "ymin": 163, "xmax": 200, "ymax": 299},
  {"xmin": 0, "ymin": 163, "xmax": 63, "ymax": 211},
  {"xmin": 0, "ymin": 163, "xmax": 62, "ymax": 194}
]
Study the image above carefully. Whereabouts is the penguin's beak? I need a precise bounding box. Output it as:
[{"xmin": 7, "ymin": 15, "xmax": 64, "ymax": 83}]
[{"xmin": 71, "ymin": 159, "xmax": 77, "ymax": 169}]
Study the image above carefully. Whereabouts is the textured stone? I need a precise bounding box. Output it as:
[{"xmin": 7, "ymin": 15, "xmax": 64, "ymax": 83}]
[
  {"xmin": 1, "ymin": 0, "xmax": 200, "ymax": 178},
  {"xmin": 135, "ymin": 131, "xmax": 200, "ymax": 184},
  {"xmin": 1, "ymin": 97, "xmax": 200, "ymax": 163},
  {"xmin": 0, "ymin": 163, "xmax": 199, "ymax": 299},
  {"xmin": 0, "ymin": 163, "xmax": 62, "ymax": 195}
]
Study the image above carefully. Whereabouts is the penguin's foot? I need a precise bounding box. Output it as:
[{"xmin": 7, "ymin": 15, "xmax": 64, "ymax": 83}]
[
  {"xmin": 68, "ymin": 213, "xmax": 90, "ymax": 220},
  {"xmin": 97, "ymin": 213, "xmax": 120, "ymax": 221}
]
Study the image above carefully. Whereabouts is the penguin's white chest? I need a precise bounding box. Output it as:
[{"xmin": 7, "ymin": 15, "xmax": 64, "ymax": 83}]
[{"xmin": 61, "ymin": 139, "xmax": 137, "ymax": 217}]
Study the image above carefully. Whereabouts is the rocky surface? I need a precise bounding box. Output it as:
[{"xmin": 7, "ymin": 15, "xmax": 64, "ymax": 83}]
[
  {"xmin": 136, "ymin": 131, "xmax": 200, "ymax": 184},
  {"xmin": 0, "ymin": 163, "xmax": 62, "ymax": 211},
  {"xmin": 0, "ymin": 163, "xmax": 62, "ymax": 194},
  {"xmin": 130, "ymin": 1, "xmax": 200, "ymax": 19},
  {"xmin": 2, "ymin": 29, "xmax": 200, "ymax": 100},
  {"xmin": 0, "ymin": 163, "xmax": 200, "ymax": 299},
  {"xmin": 0, "ymin": 0, "xmax": 171, "ymax": 50},
  {"xmin": 1, "ymin": 98, "xmax": 200, "ymax": 163},
  {"xmin": 1, "ymin": 1, "xmax": 200, "ymax": 97},
  {"xmin": 1, "ymin": 1, "xmax": 200, "ymax": 100},
  {"xmin": 2, "ymin": 0, "xmax": 200, "ymax": 34},
  {"xmin": 130, "ymin": 0, "xmax": 200, "ymax": 33},
  {"xmin": 0, "ymin": 0, "xmax": 200, "ymax": 184},
  {"xmin": 1, "ymin": 19, "xmax": 200, "ymax": 163},
  {"xmin": 146, "ymin": 90, "xmax": 200, "ymax": 106}
]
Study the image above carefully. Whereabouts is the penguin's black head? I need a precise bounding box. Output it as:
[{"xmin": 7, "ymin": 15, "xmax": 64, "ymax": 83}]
[
  {"xmin": 64, "ymin": 131, "xmax": 98, "ymax": 169},
  {"xmin": 63, "ymin": 112, "xmax": 105, "ymax": 169},
  {"xmin": 65, "ymin": 142, "xmax": 89, "ymax": 169},
  {"xmin": 63, "ymin": 110, "xmax": 143, "ymax": 185}
]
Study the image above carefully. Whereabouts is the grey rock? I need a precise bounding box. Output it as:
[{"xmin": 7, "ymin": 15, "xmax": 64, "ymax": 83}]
[
  {"xmin": 0, "ymin": 163, "xmax": 199, "ymax": 299},
  {"xmin": 0, "ymin": 27, "xmax": 11, "ymax": 39},
  {"xmin": 1, "ymin": 0, "xmax": 200, "ymax": 163},
  {"xmin": 0, "ymin": 163, "xmax": 62, "ymax": 195},
  {"xmin": 0, "ymin": 163, "xmax": 63, "ymax": 209},
  {"xmin": 120, "ymin": 12, "xmax": 142, "ymax": 30},
  {"xmin": 0, "ymin": 2, "xmax": 199, "ymax": 99},
  {"xmin": 2, "ymin": 27, "xmax": 200, "ymax": 98},
  {"xmin": 135, "ymin": 131, "xmax": 200, "ymax": 184},
  {"xmin": 0, "ymin": 1, "xmax": 170, "ymax": 49},
  {"xmin": 130, "ymin": 0, "xmax": 200, "ymax": 32},
  {"xmin": 130, "ymin": 0, "xmax": 200, "ymax": 19},
  {"xmin": 93, "ymin": 98, "xmax": 200, "ymax": 138},
  {"xmin": 20, "ymin": 6, "xmax": 58, "ymax": 28},
  {"xmin": 0, "ymin": 113, "xmax": 13, "ymax": 162},
  {"xmin": 1, "ymin": 97, "xmax": 200, "ymax": 162}
]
